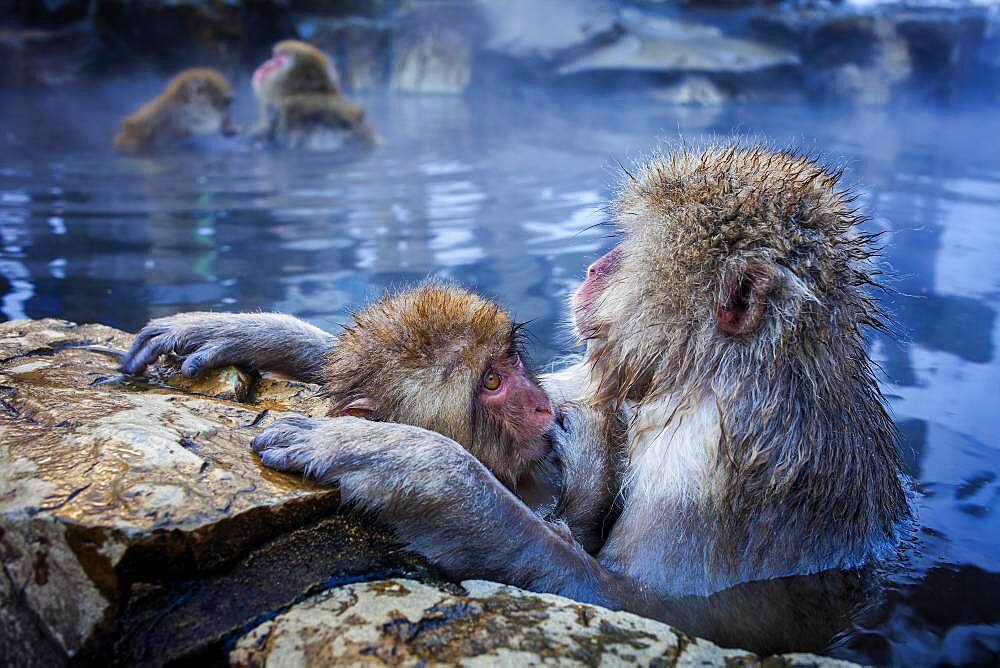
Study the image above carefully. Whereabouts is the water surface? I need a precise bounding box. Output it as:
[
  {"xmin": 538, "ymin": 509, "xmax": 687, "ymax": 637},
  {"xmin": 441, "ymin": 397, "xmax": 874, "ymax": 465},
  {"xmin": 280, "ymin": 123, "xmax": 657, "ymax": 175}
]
[{"xmin": 1, "ymin": 88, "xmax": 998, "ymax": 665}]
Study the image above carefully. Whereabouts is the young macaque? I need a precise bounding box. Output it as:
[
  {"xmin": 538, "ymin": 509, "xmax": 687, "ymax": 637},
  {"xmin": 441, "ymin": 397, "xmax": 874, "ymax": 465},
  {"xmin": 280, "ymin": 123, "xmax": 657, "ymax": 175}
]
[
  {"xmin": 251, "ymin": 40, "xmax": 375, "ymax": 150},
  {"xmin": 120, "ymin": 284, "xmax": 623, "ymax": 553},
  {"xmin": 113, "ymin": 68, "xmax": 237, "ymax": 155},
  {"xmin": 241, "ymin": 146, "xmax": 913, "ymax": 653}
]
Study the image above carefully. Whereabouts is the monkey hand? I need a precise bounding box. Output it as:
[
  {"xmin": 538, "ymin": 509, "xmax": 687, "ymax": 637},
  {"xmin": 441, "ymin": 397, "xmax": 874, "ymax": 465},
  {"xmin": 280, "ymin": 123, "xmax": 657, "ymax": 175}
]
[
  {"xmin": 252, "ymin": 415, "xmax": 629, "ymax": 609},
  {"xmin": 122, "ymin": 312, "xmax": 334, "ymax": 382},
  {"xmin": 252, "ymin": 416, "xmax": 332, "ymax": 475},
  {"xmin": 251, "ymin": 416, "xmax": 479, "ymax": 499}
]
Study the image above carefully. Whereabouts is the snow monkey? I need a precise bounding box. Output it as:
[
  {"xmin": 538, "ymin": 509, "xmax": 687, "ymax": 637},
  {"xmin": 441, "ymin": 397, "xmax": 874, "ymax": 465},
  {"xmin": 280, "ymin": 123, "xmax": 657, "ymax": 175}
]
[
  {"xmin": 245, "ymin": 146, "xmax": 914, "ymax": 650},
  {"xmin": 113, "ymin": 68, "xmax": 237, "ymax": 155},
  {"xmin": 251, "ymin": 39, "xmax": 375, "ymax": 149},
  {"xmin": 121, "ymin": 284, "xmax": 624, "ymax": 554}
]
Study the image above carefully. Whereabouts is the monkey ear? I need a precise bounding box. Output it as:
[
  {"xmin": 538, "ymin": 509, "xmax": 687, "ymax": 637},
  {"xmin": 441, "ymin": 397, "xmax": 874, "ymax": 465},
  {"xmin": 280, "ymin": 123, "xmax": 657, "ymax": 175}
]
[
  {"xmin": 338, "ymin": 397, "xmax": 378, "ymax": 419},
  {"xmin": 714, "ymin": 261, "xmax": 774, "ymax": 336}
]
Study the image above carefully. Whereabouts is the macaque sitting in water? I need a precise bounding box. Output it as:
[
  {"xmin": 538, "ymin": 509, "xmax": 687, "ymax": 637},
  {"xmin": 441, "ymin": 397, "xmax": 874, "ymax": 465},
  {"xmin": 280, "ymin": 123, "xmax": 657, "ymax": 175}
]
[
  {"xmin": 251, "ymin": 40, "xmax": 376, "ymax": 150},
  {"xmin": 121, "ymin": 284, "xmax": 623, "ymax": 554},
  {"xmin": 113, "ymin": 68, "xmax": 237, "ymax": 155}
]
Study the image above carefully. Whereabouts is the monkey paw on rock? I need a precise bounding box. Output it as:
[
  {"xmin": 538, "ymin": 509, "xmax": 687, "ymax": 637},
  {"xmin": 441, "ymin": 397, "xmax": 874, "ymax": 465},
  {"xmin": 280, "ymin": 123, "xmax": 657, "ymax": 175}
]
[{"xmin": 252, "ymin": 416, "xmax": 330, "ymax": 475}]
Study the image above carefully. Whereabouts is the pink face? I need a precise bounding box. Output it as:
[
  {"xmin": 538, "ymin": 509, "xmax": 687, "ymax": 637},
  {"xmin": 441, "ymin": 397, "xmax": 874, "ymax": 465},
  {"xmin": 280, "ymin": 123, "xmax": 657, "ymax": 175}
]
[
  {"xmin": 252, "ymin": 53, "xmax": 290, "ymax": 92},
  {"xmin": 478, "ymin": 353, "xmax": 553, "ymax": 460},
  {"xmin": 574, "ymin": 246, "xmax": 622, "ymax": 338}
]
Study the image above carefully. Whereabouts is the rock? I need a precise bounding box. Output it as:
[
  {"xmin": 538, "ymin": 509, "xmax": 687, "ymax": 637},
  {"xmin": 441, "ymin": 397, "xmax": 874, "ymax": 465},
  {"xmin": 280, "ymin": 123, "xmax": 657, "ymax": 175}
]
[
  {"xmin": 92, "ymin": 0, "xmax": 296, "ymax": 71},
  {"xmin": 481, "ymin": 0, "xmax": 619, "ymax": 61},
  {"xmin": 389, "ymin": 2, "xmax": 487, "ymax": 94},
  {"xmin": 306, "ymin": 17, "xmax": 391, "ymax": 92},
  {"xmin": 0, "ymin": 24, "xmax": 96, "ymax": 87},
  {"xmin": 651, "ymin": 75, "xmax": 730, "ymax": 105},
  {"xmin": 558, "ymin": 16, "xmax": 798, "ymax": 76},
  {"xmin": 0, "ymin": 319, "xmax": 434, "ymax": 665},
  {"xmin": 805, "ymin": 16, "xmax": 912, "ymax": 106},
  {"xmin": 4, "ymin": 0, "xmax": 92, "ymax": 28},
  {"xmin": 230, "ymin": 578, "xmax": 861, "ymax": 667}
]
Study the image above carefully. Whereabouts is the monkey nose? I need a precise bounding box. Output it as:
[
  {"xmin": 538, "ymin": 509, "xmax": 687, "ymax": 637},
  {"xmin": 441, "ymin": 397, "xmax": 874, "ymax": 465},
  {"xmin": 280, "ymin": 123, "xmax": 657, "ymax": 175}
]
[{"xmin": 534, "ymin": 396, "xmax": 553, "ymax": 417}]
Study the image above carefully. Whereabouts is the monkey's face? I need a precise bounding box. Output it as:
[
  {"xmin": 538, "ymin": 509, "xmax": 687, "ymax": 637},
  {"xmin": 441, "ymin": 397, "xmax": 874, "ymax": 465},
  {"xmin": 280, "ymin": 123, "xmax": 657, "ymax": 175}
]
[
  {"xmin": 252, "ymin": 51, "xmax": 292, "ymax": 101},
  {"xmin": 325, "ymin": 284, "xmax": 554, "ymax": 488},
  {"xmin": 578, "ymin": 147, "xmax": 872, "ymax": 403},
  {"xmin": 178, "ymin": 77, "xmax": 236, "ymax": 138},
  {"xmin": 474, "ymin": 350, "xmax": 553, "ymax": 464},
  {"xmin": 573, "ymin": 246, "xmax": 622, "ymax": 342}
]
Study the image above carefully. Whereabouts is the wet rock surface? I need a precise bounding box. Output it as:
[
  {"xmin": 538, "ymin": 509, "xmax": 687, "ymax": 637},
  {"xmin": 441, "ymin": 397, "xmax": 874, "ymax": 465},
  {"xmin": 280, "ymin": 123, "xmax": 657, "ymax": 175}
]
[
  {"xmin": 230, "ymin": 578, "xmax": 859, "ymax": 667},
  {"xmin": 0, "ymin": 319, "xmax": 435, "ymax": 666}
]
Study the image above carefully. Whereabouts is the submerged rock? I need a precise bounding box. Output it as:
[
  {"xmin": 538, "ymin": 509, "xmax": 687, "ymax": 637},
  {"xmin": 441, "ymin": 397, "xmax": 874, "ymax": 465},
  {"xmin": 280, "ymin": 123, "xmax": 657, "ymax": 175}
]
[
  {"xmin": 652, "ymin": 75, "xmax": 730, "ymax": 105},
  {"xmin": 230, "ymin": 578, "xmax": 860, "ymax": 667},
  {"xmin": 0, "ymin": 319, "xmax": 433, "ymax": 665}
]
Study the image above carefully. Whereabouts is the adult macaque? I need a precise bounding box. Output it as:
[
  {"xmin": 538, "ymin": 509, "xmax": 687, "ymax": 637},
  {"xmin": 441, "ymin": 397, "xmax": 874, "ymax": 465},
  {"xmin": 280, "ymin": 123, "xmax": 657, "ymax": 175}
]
[
  {"xmin": 247, "ymin": 146, "xmax": 913, "ymax": 651},
  {"xmin": 251, "ymin": 40, "xmax": 375, "ymax": 149},
  {"xmin": 121, "ymin": 285, "xmax": 623, "ymax": 553},
  {"xmin": 113, "ymin": 68, "xmax": 237, "ymax": 155}
]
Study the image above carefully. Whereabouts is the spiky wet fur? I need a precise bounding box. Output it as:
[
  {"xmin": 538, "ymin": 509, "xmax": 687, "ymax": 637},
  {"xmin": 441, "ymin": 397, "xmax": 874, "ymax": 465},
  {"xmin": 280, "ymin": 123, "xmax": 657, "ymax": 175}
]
[
  {"xmin": 322, "ymin": 283, "xmax": 538, "ymax": 488},
  {"xmin": 586, "ymin": 145, "xmax": 912, "ymax": 594}
]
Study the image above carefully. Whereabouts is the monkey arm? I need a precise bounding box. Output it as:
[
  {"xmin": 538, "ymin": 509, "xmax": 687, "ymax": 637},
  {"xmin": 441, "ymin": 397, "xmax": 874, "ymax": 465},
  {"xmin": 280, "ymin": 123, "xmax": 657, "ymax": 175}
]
[
  {"xmin": 121, "ymin": 312, "xmax": 334, "ymax": 383},
  {"xmin": 252, "ymin": 416, "xmax": 642, "ymax": 609}
]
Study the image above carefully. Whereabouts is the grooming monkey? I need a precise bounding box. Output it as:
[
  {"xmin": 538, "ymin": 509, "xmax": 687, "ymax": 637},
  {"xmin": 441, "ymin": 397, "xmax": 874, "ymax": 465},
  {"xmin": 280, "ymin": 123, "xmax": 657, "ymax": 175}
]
[
  {"xmin": 251, "ymin": 40, "xmax": 375, "ymax": 149},
  {"xmin": 122, "ymin": 284, "xmax": 624, "ymax": 553},
  {"xmin": 243, "ymin": 146, "xmax": 913, "ymax": 651},
  {"xmin": 114, "ymin": 68, "xmax": 237, "ymax": 155}
]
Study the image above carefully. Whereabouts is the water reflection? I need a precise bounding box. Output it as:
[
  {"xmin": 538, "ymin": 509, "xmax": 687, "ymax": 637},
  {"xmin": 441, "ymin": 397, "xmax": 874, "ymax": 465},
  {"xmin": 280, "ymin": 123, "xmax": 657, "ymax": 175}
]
[{"xmin": 1, "ymin": 90, "xmax": 998, "ymax": 664}]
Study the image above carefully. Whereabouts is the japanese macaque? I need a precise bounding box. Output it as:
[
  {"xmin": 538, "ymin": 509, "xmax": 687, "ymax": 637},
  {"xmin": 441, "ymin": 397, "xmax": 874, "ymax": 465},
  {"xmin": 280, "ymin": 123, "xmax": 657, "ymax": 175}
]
[
  {"xmin": 251, "ymin": 40, "xmax": 375, "ymax": 150},
  {"xmin": 120, "ymin": 285, "xmax": 623, "ymax": 553},
  {"xmin": 113, "ymin": 68, "xmax": 237, "ymax": 155},
  {"xmin": 242, "ymin": 146, "xmax": 913, "ymax": 652}
]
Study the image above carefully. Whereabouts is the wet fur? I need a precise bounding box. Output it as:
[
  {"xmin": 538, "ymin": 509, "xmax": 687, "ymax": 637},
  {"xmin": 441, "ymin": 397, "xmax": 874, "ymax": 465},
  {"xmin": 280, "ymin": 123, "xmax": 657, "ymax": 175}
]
[
  {"xmin": 255, "ymin": 40, "xmax": 375, "ymax": 149},
  {"xmin": 585, "ymin": 146, "xmax": 911, "ymax": 594},
  {"xmin": 248, "ymin": 145, "xmax": 913, "ymax": 653},
  {"xmin": 122, "ymin": 145, "xmax": 911, "ymax": 653},
  {"xmin": 113, "ymin": 68, "xmax": 233, "ymax": 155},
  {"xmin": 120, "ymin": 287, "xmax": 623, "ymax": 553}
]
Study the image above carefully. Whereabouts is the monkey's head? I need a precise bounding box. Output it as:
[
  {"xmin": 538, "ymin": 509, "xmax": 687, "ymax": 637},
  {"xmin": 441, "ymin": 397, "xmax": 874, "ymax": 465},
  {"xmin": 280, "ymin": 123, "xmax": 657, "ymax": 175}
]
[
  {"xmin": 575, "ymin": 146, "xmax": 884, "ymax": 410},
  {"xmin": 163, "ymin": 68, "xmax": 237, "ymax": 138},
  {"xmin": 253, "ymin": 40, "xmax": 340, "ymax": 102},
  {"xmin": 324, "ymin": 284, "xmax": 554, "ymax": 487}
]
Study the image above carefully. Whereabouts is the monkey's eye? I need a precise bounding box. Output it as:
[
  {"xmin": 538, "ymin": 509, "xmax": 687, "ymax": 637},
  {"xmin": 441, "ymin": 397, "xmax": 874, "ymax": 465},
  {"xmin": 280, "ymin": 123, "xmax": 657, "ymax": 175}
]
[{"xmin": 482, "ymin": 369, "xmax": 502, "ymax": 391}]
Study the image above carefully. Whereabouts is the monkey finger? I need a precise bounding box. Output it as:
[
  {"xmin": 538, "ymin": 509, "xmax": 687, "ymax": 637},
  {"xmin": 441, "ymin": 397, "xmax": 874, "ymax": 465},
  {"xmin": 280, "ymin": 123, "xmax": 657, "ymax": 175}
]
[
  {"xmin": 180, "ymin": 345, "xmax": 229, "ymax": 377},
  {"xmin": 259, "ymin": 443, "xmax": 314, "ymax": 475},
  {"xmin": 122, "ymin": 325, "xmax": 167, "ymax": 369},
  {"xmin": 251, "ymin": 421, "xmax": 307, "ymax": 454},
  {"xmin": 121, "ymin": 334, "xmax": 175, "ymax": 375}
]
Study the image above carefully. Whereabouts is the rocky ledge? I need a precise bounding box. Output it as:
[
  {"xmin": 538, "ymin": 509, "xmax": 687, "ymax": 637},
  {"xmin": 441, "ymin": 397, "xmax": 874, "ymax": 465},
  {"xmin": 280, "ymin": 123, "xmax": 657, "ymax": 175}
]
[{"xmin": 1, "ymin": 319, "xmax": 856, "ymax": 667}]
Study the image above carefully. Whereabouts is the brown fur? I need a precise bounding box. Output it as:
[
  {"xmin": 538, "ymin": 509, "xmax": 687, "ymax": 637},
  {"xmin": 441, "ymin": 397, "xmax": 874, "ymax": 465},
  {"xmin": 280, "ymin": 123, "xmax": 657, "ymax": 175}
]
[
  {"xmin": 113, "ymin": 68, "xmax": 234, "ymax": 155},
  {"xmin": 255, "ymin": 40, "xmax": 375, "ymax": 147},
  {"xmin": 244, "ymin": 145, "xmax": 913, "ymax": 654},
  {"xmin": 586, "ymin": 145, "xmax": 910, "ymax": 590},
  {"xmin": 322, "ymin": 284, "xmax": 532, "ymax": 487}
]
